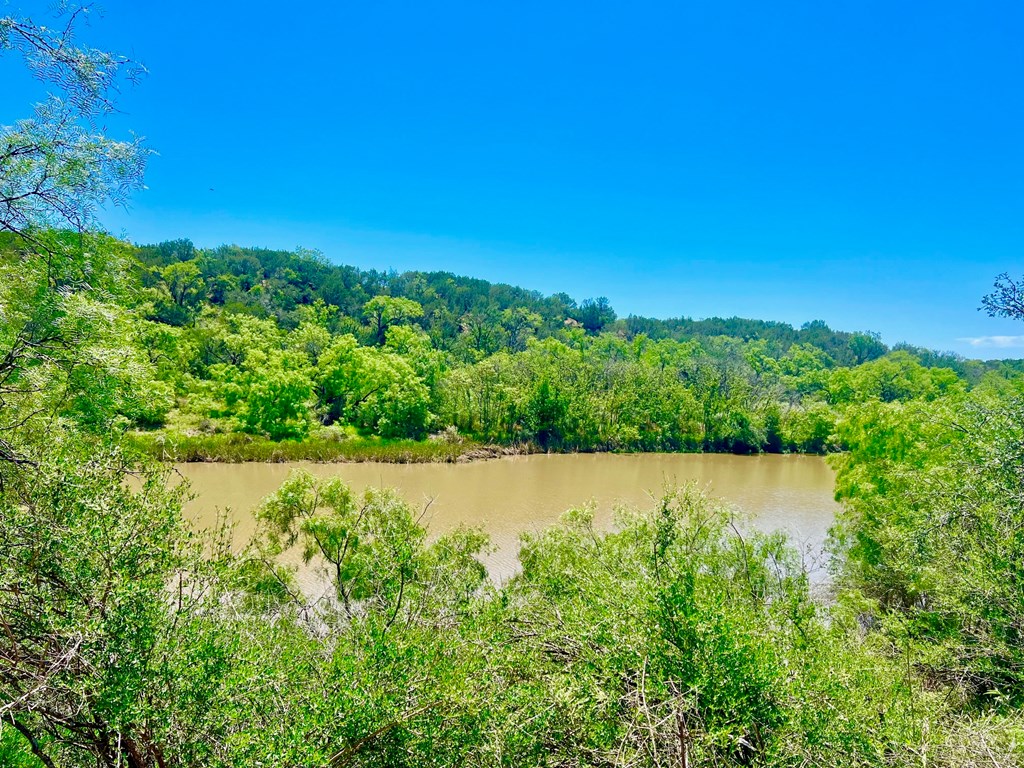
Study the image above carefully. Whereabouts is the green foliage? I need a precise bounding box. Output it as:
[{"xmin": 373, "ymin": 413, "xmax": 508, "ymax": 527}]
[
  {"xmin": 0, "ymin": 238, "xmax": 173, "ymax": 446},
  {"xmin": 146, "ymin": 258, "xmax": 207, "ymax": 325},
  {"xmin": 3, "ymin": 152, "xmax": 1023, "ymax": 763},
  {"xmin": 253, "ymin": 470, "xmax": 487, "ymax": 614},
  {"xmin": 0, "ymin": 438, "xmax": 232, "ymax": 766},
  {"xmin": 832, "ymin": 391, "xmax": 1024, "ymax": 703},
  {"xmin": 126, "ymin": 429, "xmax": 483, "ymax": 463},
  {"xmin": 205, "ymin": 471, "xmax": 493, "ymax": 766},
  {"xmin": 134, "ymin": 239, "xmax": 900, "ymax": 364},
  {"xmin": 575, "ymin": 295, "xmax": 617, "ymax": 333},
  {"xmin": 780, "ymin": 401, "xmax": 836, "ymax": 453},
  {"xmin": 1, "ymin": 218, "xmax": 1017, "ymax": 765},
  {"xmin": 107, "ymin": 236, "xmax": 1024, "ymax": 458},
  {"xmin": 316, "ymin": 334, "xmax": 431, "ymax": 439},
  {"xmin": 481, "ymin": 488, "xmax": 934, "ymax": 766},
  {"xmin": 826, "ymin": 351, "xmax": 963, "ymax": 405},
  {"xmin": 362, "ymin": 294, "xmax": 424, "ymax": 345},
  {"xmin": 225, "ymin": 350, "xmax": 314, "ymax": 440},
  {"xmin": 4, "ymin": 426, "xmax": 1019, "ymax": 767},
  {"xmin": 0, "ymin": 9, "xmax": 149, "ymax": 237}
]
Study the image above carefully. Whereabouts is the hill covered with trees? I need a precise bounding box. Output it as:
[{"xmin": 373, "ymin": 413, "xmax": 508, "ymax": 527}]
[
  {"xmin": 2, "ymin": 234, "xmax": 1011, "ymax": 461},
  {"xmin": 135, "ymin": 238, "xmax": 889, "ymax": 363}
]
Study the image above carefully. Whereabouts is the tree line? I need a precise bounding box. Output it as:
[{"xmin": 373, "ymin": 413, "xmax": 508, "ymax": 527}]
[
  {"xmin": 0, "ymin": 232, "xmax": 1012, "ymax": 457},
  {"xmin": 136, "ymin": 238, "xmax": 891, "ymax": 364}
]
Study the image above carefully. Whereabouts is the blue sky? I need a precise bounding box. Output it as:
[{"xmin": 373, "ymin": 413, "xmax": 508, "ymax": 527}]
[{"xmin": 3, "ymin": 1, "xmax": 1024, "ymax": 358}]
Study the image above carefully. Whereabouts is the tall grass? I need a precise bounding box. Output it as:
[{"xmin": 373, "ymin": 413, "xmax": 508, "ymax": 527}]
[{"xmin": 127, "ymin": 432, "xmax": 490, "ymax": 463}]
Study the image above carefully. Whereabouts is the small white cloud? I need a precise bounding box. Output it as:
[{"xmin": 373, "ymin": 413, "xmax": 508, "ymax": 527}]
[{"xmin": 957, "ymin": 335, "xmax": 1024, "ymax": 348}]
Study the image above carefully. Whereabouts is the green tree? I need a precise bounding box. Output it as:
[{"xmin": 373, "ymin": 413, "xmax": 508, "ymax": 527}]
[
  {"xmin": 316, "ymin": 335, "xmax": 431, "ymax": 438},
  {"xmin": 826, "ymin": 352, "xmax": 962, "ymax": 405},
  {"xmin": 489, "ymin": 487, "xmax": 921, "ymax": 765},
  {"xmin": 0, "ymin": 440, "xmax": 231, "ymax": 767},
  {"xmin": 832, "ymin": 392, "xmax": 1024, "ymax": 701},
  {"xmin": 230, "ymin": 471, "xmax": 492, "ymax": 765},
  {"xmin": 457, "ymin": 311, "xmax": 501, "ymax": 359},
  {"xmin": 211, "ymin": 349, "xmax": 314, "ymax": 440},
  {"xmin": 500, "ymin": 306, "xmax": 542, "ymax": 352},
  {"xmin": 363, "ymin": 295, "xmax": 424, "ymax": 345},
  {"xmin": 0, "ymin": 8, "xmax": 148, "ymax": 239},
  {"xmin": 149, "ymin": 259, "xmax": 207, "ymax": 326},
  {"xmin": 575, "ymin": 296, "xmax": 616, "ymax": 334}
]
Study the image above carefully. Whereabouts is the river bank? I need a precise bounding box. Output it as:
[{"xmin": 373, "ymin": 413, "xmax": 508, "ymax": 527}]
[
  {"xmin": 127, "ymin": 430, "xmax": 537, "ymax": 463},
  {"xmin": 129, "ymin": 429, "xmax": 829, "ymax": 464}
]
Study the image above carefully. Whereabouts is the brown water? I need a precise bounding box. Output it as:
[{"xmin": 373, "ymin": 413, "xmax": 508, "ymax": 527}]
[{"xmin": 177, "ymin": 453, "xmax": 839, "ymax": 585}]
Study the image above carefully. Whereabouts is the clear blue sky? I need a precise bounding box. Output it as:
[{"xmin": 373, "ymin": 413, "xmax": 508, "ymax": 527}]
[{"xmin": 4, "ymin": 1, "xmax": 1024, "ymax": 358}]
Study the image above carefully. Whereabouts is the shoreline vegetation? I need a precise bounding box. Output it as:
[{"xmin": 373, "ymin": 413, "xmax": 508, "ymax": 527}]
[
  {"xmin": 63, "ymin": 233, "xmax": 1021, "ymax": 469},
  {"xmin": 127, "ymin": 429, "xmax": 837, "ymax": 464},
  {"xmin": 127, "ymin": 430, "xmax": 532, "ymax": 463}
]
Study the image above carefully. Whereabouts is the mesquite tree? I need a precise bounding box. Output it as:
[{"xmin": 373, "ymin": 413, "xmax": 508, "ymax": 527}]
[{"xmin": 1, "ymin": 4, "xmax": 148, "ymax": 240}]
